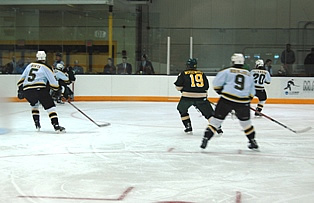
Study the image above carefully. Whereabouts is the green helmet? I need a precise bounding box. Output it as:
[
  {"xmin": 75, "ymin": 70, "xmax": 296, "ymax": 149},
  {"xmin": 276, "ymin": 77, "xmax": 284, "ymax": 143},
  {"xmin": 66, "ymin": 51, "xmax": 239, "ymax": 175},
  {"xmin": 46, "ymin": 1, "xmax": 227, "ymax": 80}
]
[{"xmin": 186, "ymin": 58, "xmax": 197, "ymax": 69}]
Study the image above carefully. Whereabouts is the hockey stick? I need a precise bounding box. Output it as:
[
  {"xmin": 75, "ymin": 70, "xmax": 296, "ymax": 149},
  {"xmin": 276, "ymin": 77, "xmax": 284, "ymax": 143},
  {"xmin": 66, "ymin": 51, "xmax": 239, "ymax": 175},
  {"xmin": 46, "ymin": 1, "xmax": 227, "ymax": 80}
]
[
  {"xmin": 210, "ymin": 101, "xmax": 311, "ymax": 134},
  {"xmin": 250, "ymin": 107, "xmax": 311, "ymax": 134},
  {"xmin": 68, "ymin": 101, "xmax": 110, "ymax": 127}
]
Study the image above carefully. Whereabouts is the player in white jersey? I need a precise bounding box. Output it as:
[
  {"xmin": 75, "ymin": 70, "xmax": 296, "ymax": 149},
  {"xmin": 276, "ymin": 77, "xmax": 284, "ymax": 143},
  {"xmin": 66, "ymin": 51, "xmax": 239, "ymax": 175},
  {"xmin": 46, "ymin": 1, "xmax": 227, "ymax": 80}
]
[
  {"xmin": 17, "ymin": 51, "xmax": 65, "ymax": 132},
  {"xmin": 200, "ymin": 53, "xmax": 258, "ymax": 150},
  {"xmin": 52, "ymin": 63, "xmax": 71, "ymax": 104},
  {"xmin": 250, "ymin": 59, "xmax": 271, "ymax": 116}
]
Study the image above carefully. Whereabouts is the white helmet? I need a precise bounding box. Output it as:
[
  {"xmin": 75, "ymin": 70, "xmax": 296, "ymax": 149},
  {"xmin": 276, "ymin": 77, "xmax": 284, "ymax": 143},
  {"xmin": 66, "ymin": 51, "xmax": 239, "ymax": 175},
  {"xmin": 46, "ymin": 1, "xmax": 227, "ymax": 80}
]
[
  {"xmin": 255, "ymin": 59, "xmax": 264, "ymax": 68},
  {"xmin": 231, "ymin": 53, "xmax": 245, "ymax": 65},
  {"xmin": 56, "ymin": 63, "xmax": 64, "ymax": 71},
  {"xmin": 36, "ymin": 51, "xmax": 46, "ymax": 61}
]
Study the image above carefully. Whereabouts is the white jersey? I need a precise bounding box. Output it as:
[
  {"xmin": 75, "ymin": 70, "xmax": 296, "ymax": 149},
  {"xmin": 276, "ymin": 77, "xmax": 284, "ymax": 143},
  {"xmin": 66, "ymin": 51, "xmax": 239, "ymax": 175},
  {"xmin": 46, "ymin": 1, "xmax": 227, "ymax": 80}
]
[
  {"xmin": 250, "ymin": 69, "xmax": 271, "ymax": 90},
  {"xmin": 54, "ymin": 69, "xmax": 69, "ymax": 82},
  {"xmin": 17, "ymin": 62, "xmax": 59, "ymax": 91},
  {"xmin": 213, "ymin": 67, "xmax": 256, "ymax": 103}
]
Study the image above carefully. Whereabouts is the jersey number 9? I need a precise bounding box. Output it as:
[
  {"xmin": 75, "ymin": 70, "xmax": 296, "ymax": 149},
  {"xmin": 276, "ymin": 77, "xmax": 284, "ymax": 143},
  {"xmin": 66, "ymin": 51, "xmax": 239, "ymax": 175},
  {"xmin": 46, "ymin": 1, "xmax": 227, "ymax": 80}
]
[{"xmin": 234, "ymin": 74, "xmax": 245, "ymax": 90}]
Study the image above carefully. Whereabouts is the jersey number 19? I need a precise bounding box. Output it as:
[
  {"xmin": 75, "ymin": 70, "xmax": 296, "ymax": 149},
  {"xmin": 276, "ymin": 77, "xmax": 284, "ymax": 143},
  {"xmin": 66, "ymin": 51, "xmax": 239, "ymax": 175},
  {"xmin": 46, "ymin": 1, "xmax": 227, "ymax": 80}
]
[{"xmin": 190, "ymin": 74, "xmax": 204, "ymax": 87}]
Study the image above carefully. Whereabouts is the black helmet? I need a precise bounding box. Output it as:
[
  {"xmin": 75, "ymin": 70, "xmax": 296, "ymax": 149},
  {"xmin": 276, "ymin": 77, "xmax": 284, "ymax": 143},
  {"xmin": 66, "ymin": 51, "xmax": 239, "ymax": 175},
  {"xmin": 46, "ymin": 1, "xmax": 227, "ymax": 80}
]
[
  {"xmin": 186, "ymin": 58, "xmax": 197, "ymax": 69},
  {"xmin": 56, "ymin": 52, "xmax": 62, "ymax": 57}
]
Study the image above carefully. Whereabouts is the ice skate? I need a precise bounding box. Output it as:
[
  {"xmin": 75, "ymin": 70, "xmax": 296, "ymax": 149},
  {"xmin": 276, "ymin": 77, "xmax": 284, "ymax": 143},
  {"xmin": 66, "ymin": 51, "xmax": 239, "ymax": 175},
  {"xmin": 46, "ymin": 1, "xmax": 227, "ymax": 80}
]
[
  {"xmin": 200, "ymin": 128, "xmax": 214, "ymax": 149},
  {"xmin": 184, "ymin": 122, "xmax": 192, "ymax": 134},
  {"xmin": 200, "ymin": 137, "xmax": 209, "ymax": 149},
  {"xmin": 254, "ymin": 112, "xmax": 262, "ymax": 117},
  {"xmin": 184, "ymin": 126, "xmax": 193, "ymax": 134},
  {"xmin": 53, "ymin": 124, "xmax": 66, "ymax": 133},
  {"xmin": 35, "ymin": 120, "xmax": 41, "ymax": 131},
  {"xmin": 248, "ymin": 139, "xmax": 258, "ymax": 150},
  {"xmin": 254, "ymin": 108, "xmax": 262, "ymax": 117},
  {"xmin": 216, "ymin": 128, "xmax": 223, "ymax": 136},
  {"xmin": 57, "ymin": 97, "xmax": 65, "ymax": 104}
]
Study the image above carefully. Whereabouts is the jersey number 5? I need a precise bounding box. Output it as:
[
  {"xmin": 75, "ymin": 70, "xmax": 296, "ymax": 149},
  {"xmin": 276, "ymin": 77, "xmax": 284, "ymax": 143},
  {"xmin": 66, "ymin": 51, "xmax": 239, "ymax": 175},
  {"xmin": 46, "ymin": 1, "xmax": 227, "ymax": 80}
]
[
  {"xmin": 190, "ymin": 73, "xmax": 204, "ymax": 87},
  {"xmin": 28, "ymin": 68, "xmax": 39, "ymax": 82}
]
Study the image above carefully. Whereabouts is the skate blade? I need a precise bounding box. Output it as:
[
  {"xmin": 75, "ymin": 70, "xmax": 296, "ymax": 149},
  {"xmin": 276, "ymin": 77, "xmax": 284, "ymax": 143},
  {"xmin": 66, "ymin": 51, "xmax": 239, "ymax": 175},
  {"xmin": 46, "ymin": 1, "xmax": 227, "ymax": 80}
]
[
  {"xmin": 248, "ymin": 148, "xmax": 260, "ymax": 152},
  {"xmin": 55, "ymin": 130, "xmax": 66, "ymax": 134}
]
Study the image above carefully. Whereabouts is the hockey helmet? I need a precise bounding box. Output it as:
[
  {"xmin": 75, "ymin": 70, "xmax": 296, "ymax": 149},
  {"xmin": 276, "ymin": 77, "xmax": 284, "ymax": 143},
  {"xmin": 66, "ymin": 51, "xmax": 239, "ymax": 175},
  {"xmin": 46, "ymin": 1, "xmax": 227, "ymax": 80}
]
[
  {"xmin": 231, "ymin": 53, "xmax": 245, "ymax": 65},
  {"xmin": 36, "ymin": 51, "xmax": 46, "ymax": 61},
  {"xmin": 255, "ymin": 59, "xmax": 264, "ymax": 69},
  {"xmin": 186, "ymin": 58, "xmax": 197, "ymax": 69},
  {"xmin": 56, "ymin": 63, "xmax": 64, "ymax": 71}
]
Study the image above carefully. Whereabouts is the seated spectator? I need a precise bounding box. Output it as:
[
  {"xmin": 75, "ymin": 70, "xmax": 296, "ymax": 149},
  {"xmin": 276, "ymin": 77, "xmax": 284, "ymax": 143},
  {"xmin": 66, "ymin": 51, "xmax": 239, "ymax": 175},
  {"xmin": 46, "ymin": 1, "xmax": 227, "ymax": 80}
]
[
  {"xmin": 72, "ymin": 60, "xmax": 84, "ymax": 74},
  {"xmin": 136, "ymin": 54, "xmax": 155, "ymax": 75},
  {"xmin": 3, "ymin": 56, "xmax": 16, "ymax": 74},
  {"xmin": 14, "ymin": 58, "xmax": 26, "ymax": 74},
  {"xmin": 103, "ymin": 58, "xmax": 116, "ymax": 74},
  {"xmin": 117, "ymin": 57, "xmax": 132, "ymax": 74}
]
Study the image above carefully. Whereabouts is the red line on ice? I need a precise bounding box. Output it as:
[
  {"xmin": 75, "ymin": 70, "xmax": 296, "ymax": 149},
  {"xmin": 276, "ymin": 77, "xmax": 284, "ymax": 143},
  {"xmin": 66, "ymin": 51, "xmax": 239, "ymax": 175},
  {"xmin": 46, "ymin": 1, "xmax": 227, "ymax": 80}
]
[
  {"xmin": 236, "ymin": 191, "xmax": 242, "ymax": 203},
  {"xmin": 18, "ymin": 186, "xmax": 134, "ymax": 201}
]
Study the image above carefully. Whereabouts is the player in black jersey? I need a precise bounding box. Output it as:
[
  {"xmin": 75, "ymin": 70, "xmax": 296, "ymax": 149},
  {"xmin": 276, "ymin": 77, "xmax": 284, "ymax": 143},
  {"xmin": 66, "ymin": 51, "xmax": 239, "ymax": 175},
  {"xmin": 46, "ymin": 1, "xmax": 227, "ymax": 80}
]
[{"xmin": 174, "ymin": 58, "xmax": 222, "ymax": 135}]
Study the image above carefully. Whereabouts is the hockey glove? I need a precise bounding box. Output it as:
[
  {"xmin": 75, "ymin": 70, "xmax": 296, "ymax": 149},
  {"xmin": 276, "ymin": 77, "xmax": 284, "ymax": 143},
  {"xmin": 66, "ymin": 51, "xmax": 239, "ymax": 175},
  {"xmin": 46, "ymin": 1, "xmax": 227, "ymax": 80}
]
[
  {"xmin": 17, "ymin": 86, "xmax": 24, "ymax": 100},
  {"xmin": 51, "ymin": 89, "xmax": 61, "ymax": 100}
]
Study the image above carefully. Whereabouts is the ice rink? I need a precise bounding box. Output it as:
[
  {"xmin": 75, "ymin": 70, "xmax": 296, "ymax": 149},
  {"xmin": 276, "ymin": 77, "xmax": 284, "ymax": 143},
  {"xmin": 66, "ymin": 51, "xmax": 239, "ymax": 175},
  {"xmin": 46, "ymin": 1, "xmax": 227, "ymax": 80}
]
[{"xmin": 0, "ymin": 101, "xmax": 314, "ymax": 203}]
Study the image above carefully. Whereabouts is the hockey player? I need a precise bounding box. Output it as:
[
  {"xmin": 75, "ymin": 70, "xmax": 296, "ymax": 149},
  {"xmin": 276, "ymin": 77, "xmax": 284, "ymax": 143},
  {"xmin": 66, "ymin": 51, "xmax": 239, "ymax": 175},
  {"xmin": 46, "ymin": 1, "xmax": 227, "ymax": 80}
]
[
  {"xmin": 251, "ymin": 59, "xmax": 271, "ymax": 116},
  {"xmin": 17, "ymin": 51, "xmax": 65, "ymax": 132},
  {"xmin": 174, "ymin": 58, "xmax": 222, "ymax": 135},
  {"xmin": 200, "ymin": 53, "xmax": 257, "ymax": 150},
  {"xmin": 53, "ymin": 63, "xmax": 73, "ymax": 103}
]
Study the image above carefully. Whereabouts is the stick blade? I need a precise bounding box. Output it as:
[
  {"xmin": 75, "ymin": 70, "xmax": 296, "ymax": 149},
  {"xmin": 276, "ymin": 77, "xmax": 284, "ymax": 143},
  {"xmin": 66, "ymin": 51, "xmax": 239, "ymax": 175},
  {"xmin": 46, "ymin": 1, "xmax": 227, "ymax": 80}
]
[
  {"xmin": 296, "ymin": 127, "xmax": 312, "ymax": 134},
  {"xmin": 97, "ymin": 123, "xmax": 111, "ymax": 127}
]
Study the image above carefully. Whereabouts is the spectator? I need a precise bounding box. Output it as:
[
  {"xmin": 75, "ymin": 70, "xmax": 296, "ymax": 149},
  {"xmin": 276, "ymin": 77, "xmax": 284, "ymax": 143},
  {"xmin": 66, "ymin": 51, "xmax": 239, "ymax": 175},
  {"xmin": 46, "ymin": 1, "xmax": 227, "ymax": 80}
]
[
  {"xmin": 103, "ymin": 58, "xmax": 116, "ymax": 74},
  {"xmin": 72, "ymin": 60, "xmax": 84, "ymax": 74},
  {"xmin": 117, "ymin": 57, "xmax": 132, "ymax": 74},
  {"xmin": 4, "ymin": 56, "xmax": 16, "ymax": 74},
  {"xmin": 23, "ymin": 58, "xmax": 31, "ymax": 69},
  {"xmin": 14, "ymin": 58, "xmax": 26, "ymax": 74},
  {"xmin": 280, "ymin": 44, "xmax": 295, "ymax": 76},
  {"xmin": 304, "ymin": 48, "xmax": 314, "ymax": 76},
  {"xmin": 53, "ymin": 52, "xmax": 65, "ymax": 69},
  {"xmin": 264, "ymin": 59, "xmax": 273, "ymax": 76},
  {"xmin": 136, "ymin": 54, "xmax": 155, "ymax": 75}
]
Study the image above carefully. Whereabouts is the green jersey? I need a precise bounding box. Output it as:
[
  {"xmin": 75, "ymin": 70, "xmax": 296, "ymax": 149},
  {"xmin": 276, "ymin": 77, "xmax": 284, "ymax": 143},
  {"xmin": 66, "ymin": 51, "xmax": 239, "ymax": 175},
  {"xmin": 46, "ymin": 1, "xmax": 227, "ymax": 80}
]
[{"xmin": 174, "ymin": 69, "xmax": 209, "ymax": 98}]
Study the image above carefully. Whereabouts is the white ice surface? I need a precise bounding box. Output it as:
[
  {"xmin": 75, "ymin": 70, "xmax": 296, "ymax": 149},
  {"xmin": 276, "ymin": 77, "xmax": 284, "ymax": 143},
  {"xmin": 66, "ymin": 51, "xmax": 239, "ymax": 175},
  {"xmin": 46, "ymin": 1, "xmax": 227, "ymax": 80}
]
[{"xmin": 0, "ymin": 102, "xmax": 314, "ymax": 203}]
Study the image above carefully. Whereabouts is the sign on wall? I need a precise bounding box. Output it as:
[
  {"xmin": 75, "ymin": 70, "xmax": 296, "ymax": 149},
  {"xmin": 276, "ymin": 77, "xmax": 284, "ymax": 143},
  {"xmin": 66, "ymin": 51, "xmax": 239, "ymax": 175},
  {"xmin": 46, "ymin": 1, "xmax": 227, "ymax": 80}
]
[{"xmin": 281, "ymin": 78, "xmax": 314, "ymax": 98}]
